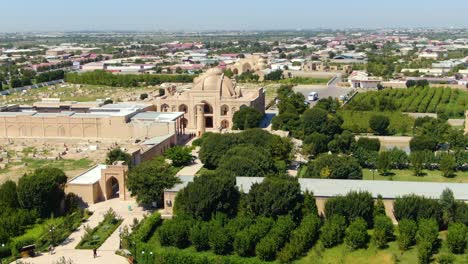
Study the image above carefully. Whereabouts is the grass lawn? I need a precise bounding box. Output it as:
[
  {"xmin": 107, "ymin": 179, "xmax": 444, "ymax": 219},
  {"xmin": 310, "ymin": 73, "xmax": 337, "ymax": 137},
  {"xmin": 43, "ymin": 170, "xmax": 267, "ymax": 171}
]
[
  {"xmin": 363, "ymin": 169, "xmax": 468, "ymax": 183},
  {"xmin": 296, "ymin": 231, "xmax": 468, "ymax": 264},
  {"xmin": 22, "ymin": 158, "xmax": 93, "ymax": 171},
  {"xmin": 338, "ymin": 110, "xmax": 415, "ymax": 135}
]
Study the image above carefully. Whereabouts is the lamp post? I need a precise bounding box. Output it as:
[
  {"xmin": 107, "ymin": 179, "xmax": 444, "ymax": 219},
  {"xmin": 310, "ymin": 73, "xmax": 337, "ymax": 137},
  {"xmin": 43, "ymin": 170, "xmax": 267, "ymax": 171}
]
[
  {"xmin": 149, "ymin": 251, "xmax": 153, "ymax": 263},
  {"xmin": 141, "ymin": 250, "xmax": 145, "ymax": 264},
  {"xmin": 49, "ymin": 226, "xmax": 56, "ymax": 246}
]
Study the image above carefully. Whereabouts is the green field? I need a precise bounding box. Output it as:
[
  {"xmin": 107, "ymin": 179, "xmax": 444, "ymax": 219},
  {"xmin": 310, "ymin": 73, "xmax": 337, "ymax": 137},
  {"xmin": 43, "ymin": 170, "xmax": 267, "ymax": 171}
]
[
  {"xmin": 363, "ymin": 169, "xmax": 468, "ymax": 183},
  {"xmin": 338, "ymin": 110, "xmax": 415, "ymax": 135},
  {"xmin": 345, "ymin": 87, "xmax": 468, "ymax": 118},
  {"xmin": 296, "ymin": 231, "xmax": 468, "ymax": 264}
]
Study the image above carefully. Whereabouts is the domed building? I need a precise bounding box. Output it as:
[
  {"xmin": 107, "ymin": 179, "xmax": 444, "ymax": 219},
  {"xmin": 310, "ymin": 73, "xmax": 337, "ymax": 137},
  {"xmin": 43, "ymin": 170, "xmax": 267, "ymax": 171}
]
[{"xmin": 154, "ymin": 68, "xmax": 265, "ymax": 136}]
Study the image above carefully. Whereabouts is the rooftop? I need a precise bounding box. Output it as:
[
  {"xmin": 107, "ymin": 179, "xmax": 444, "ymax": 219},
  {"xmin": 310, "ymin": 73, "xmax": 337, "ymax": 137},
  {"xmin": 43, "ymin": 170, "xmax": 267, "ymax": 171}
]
[
  {"xmin": 236, "ymin": 177, "xmax": 468, "ymax": 200},
  {"xmin": 165, "ymin": 175, "xmax": 195, "ymax": 192},
  {"xmin": 69, "ymin": 164, "xmax": 107, "ymax": 185}
]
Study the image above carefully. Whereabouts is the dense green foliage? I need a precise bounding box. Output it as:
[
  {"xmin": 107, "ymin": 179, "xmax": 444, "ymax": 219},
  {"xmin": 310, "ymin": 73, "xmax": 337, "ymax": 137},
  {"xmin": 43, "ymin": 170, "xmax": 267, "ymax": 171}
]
[
  {"xmin": 198, "ymin": 129, "xmax": 292, "ymax": 174},
  {"xmin": 397, "ymin": 219, "xmax": 417, "ymax": 251},
  {"xmin": 446, "ymin": 222, "xmax": 467, "ymax": 254},
  {"xmin": 232, "ymin": 107, "xmax": 263, "ymax": 130},
  {"xmin": 255, "ymin": 215, "xmax": 296, "ymax": 261},
  {"xmin": 393, "ymin": 195, "xmax": 443, "ymax": 226},
  {"xmin": 338, "ymin": 110, "xmax": 414, "ymax": 135},
  {"xmin": 244, "ymin": 177, "xmax": 303, "ymax": 220},
  {"xmin": 373, "ymin": 215, "xmax": 394, "ymax": 248},
  {"xmin": 344, "ymin": 218, "xmax": 369, "ymax": 250},
  {"xmin": 65, "ymin": 70, "xmax": 195, "ymax": 87},
  {"xmin": 369, "ymin": 114, "xmax": 390, "ymax": 135},
  {"xmin": 175, "ymin": 172, "xmax": 239, "ymax": 221},
  {"xmin": 324, "ymin": 192, "xmax": 374, "ymax": 227},
  {"xmin": 132, "ymin": 213, "xmax": 162, "ymax": 243},
  {"xmin": 17, "ymin": 167, "xmax": 68, "ymax": 218},
  {"xmin": 105, "ymin": 148, "xmax": 132, "ymax": 166},
  {"xmin": 304, "ymin": 154, "xmax": 363, "ymax": 180},
  {"xmin": 320, "ymin": 215, "xmax": 346, "ymax": 248},
  {"xmin": 127, "ymin": 157, "xmax": 179, "ymax": 205},
  {"xmin": 164, "ymin": 146, "xmax": 193, "ymax": 167},
  {"xmin": 345, "ymin": 87, "xmax": 468, "ymax": 118},
  {"xmin": 356, "ymin": 137, "xmax": 381, "ymax": 152}
]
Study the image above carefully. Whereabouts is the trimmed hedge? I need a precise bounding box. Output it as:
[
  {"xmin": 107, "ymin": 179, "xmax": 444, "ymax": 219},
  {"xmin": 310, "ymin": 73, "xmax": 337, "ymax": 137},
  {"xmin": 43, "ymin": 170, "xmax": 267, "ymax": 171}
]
[
  {"xmin": 154, "ymin": 248, "xmax": 269, "ymax": 264},
  {"xmin": 133, "ymin": 212, "xmax": 162, "ymax": 243}
]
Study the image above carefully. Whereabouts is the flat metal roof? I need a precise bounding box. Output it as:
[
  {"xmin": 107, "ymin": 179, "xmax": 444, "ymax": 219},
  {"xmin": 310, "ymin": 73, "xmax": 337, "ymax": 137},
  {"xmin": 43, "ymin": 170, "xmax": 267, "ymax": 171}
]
[
  {"xmin": 165, "ymin": 175, "xmax": 195, "ymax": 192},
  {"xmin": 68, "ymin": 164, "xmax": 107, "ymax": 185},
  {"xmin": 131, "ymin": 112, "xmax": 184, "ymax": 122},
  {"xmin": 235, "ymin": 177, "xmax": 468, "ymax": 200}
]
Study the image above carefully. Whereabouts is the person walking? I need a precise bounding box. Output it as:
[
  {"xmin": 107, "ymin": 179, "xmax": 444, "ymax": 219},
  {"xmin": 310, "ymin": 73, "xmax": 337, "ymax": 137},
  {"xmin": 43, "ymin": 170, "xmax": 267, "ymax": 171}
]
[{"xmin": 93, "ymin": 248, "xmax": 97, "ymax": 258}]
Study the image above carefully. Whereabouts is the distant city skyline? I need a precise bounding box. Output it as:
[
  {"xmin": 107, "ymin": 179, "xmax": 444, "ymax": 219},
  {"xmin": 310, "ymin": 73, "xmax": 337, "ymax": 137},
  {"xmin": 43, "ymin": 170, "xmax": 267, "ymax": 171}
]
[{"xmin": 1, "ymin": 0, "xmax": 467, "ymax": 32}]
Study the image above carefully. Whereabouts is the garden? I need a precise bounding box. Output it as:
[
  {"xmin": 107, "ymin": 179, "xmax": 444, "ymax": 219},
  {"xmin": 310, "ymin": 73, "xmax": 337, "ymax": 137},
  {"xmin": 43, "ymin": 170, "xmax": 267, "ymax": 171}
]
[
  {"xmin": 344, "ymin": 87, "xmax": 468, "ymax": 119},
  {"xmin": 0, "ymin": 167, "xmax": 90, "ymax": 263},
  {"xmin": 76, "ymin": 208, "xmax": 122, "ymax": 249}
]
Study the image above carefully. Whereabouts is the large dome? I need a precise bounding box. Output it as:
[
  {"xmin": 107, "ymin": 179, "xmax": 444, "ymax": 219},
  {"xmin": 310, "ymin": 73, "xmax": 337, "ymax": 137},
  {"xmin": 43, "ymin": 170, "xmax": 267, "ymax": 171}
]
[{"xmin": 192, "ymin": 68, "xmax": 239, "ymax": 97}]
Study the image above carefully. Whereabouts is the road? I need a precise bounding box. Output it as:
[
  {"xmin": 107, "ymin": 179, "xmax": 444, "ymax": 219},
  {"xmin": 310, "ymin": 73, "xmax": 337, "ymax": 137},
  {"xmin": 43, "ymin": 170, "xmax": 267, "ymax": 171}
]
[{"xmin": 293, "ymin": 74, "xmax": 353, "ymax": 107}]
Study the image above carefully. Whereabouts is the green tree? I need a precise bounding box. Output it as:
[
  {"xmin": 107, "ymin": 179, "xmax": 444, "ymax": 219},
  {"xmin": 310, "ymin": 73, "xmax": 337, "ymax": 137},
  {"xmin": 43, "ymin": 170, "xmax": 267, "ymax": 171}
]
[
  {"xmin": 190, "ymin": 222, "xmax": 211, "ymax": 251},
  {"xmin": 377, "ymin": 151, "xmax": 392, "ymax": 175},
  {"xmin": 356, "ymin": 137, "xmax": 381, "ymax": 151},
  {"xmin": 320, "ymin": 215, "xmax": 346, "ymax": 248},
  {"xmin": 398, "ymin": 219, "xmax": 417, "ymax": 250},
  {"xmin": 232, "ymin": 107, "xmax": 263, "ymax": 130},
  {"xmin": 164, "ymin": 146, "xmax": 192, "ymax": 167},
  {"xmin": 439, "ymin": 153, "xmax": 456, "ymax": 178},
  {"xmin": 440, "ymin": 188, "xmax": 457, "ymax": 227},
  {"xmin": 303, "ymin": 132, "xmax": 329, "ymax": 156},
  {"xmin": 158, "ymin": 217, "xmax": 192, "ymax": 248},
  {"xmin": 446, "ymin": 222, "xmax": 467, "ymax": 254},
  {"xmin": 105, "ymin": 148, "xmax": 131, "ymax": 166},
  {"xmin": 410, "ymin": 151, "xmax": 425, "ymax": 176},
  {"xmin": 0, "ymin": 180, "xmax": 19, "ymax": 209},
  {"xmin": 369, "ymin": 115, "xmax": 390, "ymax": 135},
  {"xmin": 410, "ymin": 135, "xmax": 438, "ymax": 152},
  {"xmin": 345, "ymin": 217, "xmax": 369, "ymax": 250},
  {"xmin": 17, "ymin": 167, "xmax": 67, "ymax": 217},
  {"xmin": 305, "ymin": 154, "xmax": 363, "ymax": 180},
  {"xmin": 127, "ymin": 157, "xmax": 179, "ymax": 205},
  {"xmin": 373, "ymin": 215, "xmax": 394, "ymax": 249},
  {"xmin": 174, "ymin": 172, "xmax": 239, "ymax": 221},
  {"xmin": 246, "ymin": 177, "xmax": 302, "ymax": 220},
  {"xmin": 417, "ymin": 218, "xmax": 439, "ymax": 248}
]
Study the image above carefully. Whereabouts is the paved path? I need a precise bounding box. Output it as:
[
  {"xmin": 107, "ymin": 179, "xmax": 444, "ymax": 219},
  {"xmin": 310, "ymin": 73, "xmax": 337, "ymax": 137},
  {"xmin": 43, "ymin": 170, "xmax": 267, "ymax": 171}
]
[{"xmin": 14, "ymin": 198, "xmax": 147, "ymax": 264}]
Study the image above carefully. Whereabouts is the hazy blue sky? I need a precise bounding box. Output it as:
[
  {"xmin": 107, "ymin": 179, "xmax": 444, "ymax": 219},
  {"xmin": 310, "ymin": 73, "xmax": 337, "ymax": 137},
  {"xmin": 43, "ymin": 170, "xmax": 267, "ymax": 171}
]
[{"xmin": 1, "ymin": 0, "xmax": 467, "ymax": 32}]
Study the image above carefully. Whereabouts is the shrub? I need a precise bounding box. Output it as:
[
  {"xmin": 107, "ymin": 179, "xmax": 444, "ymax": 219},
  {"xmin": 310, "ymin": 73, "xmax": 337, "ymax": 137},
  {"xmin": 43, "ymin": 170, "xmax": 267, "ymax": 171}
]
[
  {"xmin": 446, "ymin": 222, "xmax": 467, "ymax": 254},
  {"xmin": 369, "ymin": 115, "xmax": 390, "ymax": 135},
  {"xmin": 410, "ymin": 135, "xmax": 438, "ymax": 152},
  {"xmin": 437, "ymin": 253, "xmax": 456, "ymax": 264},
  {"xmin": 190, "ymin": 222, "xmax": 211, "ymax": 251},
  {"xmin": 344, "ymin": 218, "xmax": 369, "ymax": 250},
  {"xmin": 277, "ymin": 214, "xmax": 321, "ymax": 263},
  {"xmin": 418, "ymin": 241, "xmax": 432, "ymax": 264},
  {"xmin": 209, "ymin": 223, "xmax": 233, "ymax": 255},
  {"xmin": 320, "ymin": 215, "xmax": 346, "ymax": 248},
  {"xmin": 393, "ymin": 195, "xmax": 443, "ymax": 226},
  {"xmin": 305, "ymin": 154, "xmax": 363, "ymax": 180},
  {"xmin": 133, "ymin": 212, "xmax": 162, "ymax": 243},
  {"xmin": 397, "ymin": 219, "xmax": 417, "ymax": 251},
  {"xmin": 158, "ymin": 218, "xmax": 192, "ymax": 248},
  {"xmin": 140, "ymin": 93, "xmax": 148, "ymax": 100},
  {"xmin": 356, "ymin": 137, "xmax": 381, "ymax": 151},
  {"xmin": 373, "ymin": 215, "xmax": 394, "ymax": 248},
  {"xmin": 255, "ymin": 215, "xmax": 295, "ymax": 261},
  {"xmin": 324, "ymin": 191, "xmax": 374, "ymax": 227},
  {"xmin": 416, "ymin": 218, "xmax": 439, "ymax": 248},
  {"xmin": 232, "ymin": 107, "xmax": 263, "ymax": 130},
  {"xmin": 233, "ymin": 217, "xmax": 273, "ymax": 257}
]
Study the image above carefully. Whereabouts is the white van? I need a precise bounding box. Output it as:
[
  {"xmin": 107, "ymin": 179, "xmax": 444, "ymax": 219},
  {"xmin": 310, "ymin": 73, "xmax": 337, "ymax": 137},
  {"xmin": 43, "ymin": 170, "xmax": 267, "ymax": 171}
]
[{"xmin": 308, "ymin": 92, "xmax": 318, "ymax": 101}]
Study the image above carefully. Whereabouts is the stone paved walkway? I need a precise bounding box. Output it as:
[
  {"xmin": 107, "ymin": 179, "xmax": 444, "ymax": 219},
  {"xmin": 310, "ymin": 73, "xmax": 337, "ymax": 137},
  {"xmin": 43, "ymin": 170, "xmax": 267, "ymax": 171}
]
[{"xmin": 13, "ymin": 198, "xmax": 147, "ymax": 264}]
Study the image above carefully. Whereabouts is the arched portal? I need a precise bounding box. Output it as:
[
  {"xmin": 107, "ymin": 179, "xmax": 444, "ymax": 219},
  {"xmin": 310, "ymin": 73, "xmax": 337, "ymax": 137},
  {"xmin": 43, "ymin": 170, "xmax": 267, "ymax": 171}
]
[
  {"xmin": 106, "ymin": 177, "xmax": 120, "ymax": 199},
  {"xmin": 180, "ymin": 118, "xmax": 188, "ymax": 129},
  {"xmin": 179, "ymin": 104, "xmax": 188, "ymax": 113}
]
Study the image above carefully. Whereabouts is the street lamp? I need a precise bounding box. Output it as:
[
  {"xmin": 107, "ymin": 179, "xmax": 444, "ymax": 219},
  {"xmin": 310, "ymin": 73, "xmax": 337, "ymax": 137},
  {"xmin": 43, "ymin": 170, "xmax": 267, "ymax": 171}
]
[
  {"xmin": 49, "ymin": 226, "xmax": 56, "ymax": 246},
  {"xmin": 1, "ymin": 243, "xmax": 5, "ymax": 264},
  {"xmin": 370, "ymin": 169, "xmax": 377, "ymax": 180}
]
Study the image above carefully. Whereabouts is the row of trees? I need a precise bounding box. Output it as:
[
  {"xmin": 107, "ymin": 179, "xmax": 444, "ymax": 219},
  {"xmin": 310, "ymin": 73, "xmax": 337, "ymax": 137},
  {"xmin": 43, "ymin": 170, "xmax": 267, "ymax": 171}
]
[{"xmin": 65, "ymin": 70, "xmax": 195, "ymax": 87}]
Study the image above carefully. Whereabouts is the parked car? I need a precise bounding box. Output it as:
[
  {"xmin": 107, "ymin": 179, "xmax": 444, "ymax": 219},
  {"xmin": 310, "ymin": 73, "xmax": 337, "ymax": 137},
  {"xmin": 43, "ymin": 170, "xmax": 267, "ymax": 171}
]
[{"xmin": 308, "ymin": 92, "xmax": 318, "ymax": 101}]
